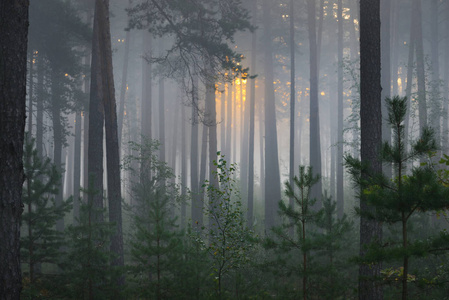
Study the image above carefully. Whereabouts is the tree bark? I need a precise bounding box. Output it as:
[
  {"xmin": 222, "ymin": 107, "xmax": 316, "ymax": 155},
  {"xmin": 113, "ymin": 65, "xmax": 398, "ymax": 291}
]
[
  {"xmin": 95, "ymin": 0, "xmax": 125, "ymax": 287},
  {"xmin": 247, "ymin": 0, "xmax": 257, "ymax": 228},
  {"xmin": 359, "ymin": 0, "xmax": 383, "ymax": 299},
  {"xmin": 307, "ymin": 0, "xmax": 322, "ymax": 205},
  {"xmin": 73, "ymin": 111, "xmax": 82, "ymax": 223},
  {"xmin": 0, "ymin": 1, "xmax": 29, "ymax": 298},
  {"xmin": 88, "ymin": 4, "xmax": 105, "ymax": 222},
  {"xmin": 337, "ymin": 0, "xmax": 344, "ymax": 218},
  {"xmin": 191, "ymin": 75, "xmax": 202, "ymax": 229},
  {"xmin": 413, "ymin": 0, "xmax": 427, "ymax": 134},
  {"xmin": 381, "ymin": 0, "xmax": 391, "ymax": 177},
  {"xmin": 263, "ymin": 0, "xmax": 282, "ymax": 231},
  {"xmin": 51, "ymin": 71, "xmax": 65, "ymax": 232},
  {"xmin": 289, "ymin": 0, "xmax": 296, "ymax": 218},
  {"xmin": 430, "ymin": 0, "xmax": 440, "ymax": 147}
]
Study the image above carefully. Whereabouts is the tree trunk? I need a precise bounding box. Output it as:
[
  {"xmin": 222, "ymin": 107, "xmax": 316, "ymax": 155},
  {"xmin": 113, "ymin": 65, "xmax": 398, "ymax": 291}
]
[
  {"xmin": 181, "ymin": 103, "xmax": 187, "ymax": 228},
  {"xmin": 225, "ymin": 82, "xmax": 232, "ymax": 159},
  {"xmin": 430, "ymin": 0, "xmax": 440, "ymax": 147},
  {"xmin": 51, "ymin": 71, "xmax": 65, "ymax": 232},
  {"xmin": 191, "ymin": 75, "xmax": 202, "ymax": 229},
  {"xmin": 413, "ymin": 0, "xmax": 427, "ymax": 134},
  {"xmin": 359, "ymin": 0, "xmax": 383, "ymax": 299},
  {"xmin": 307, "ymin": 0, "xmax": 322, "ymax": 205},
  {"xmin": 381, "ymin": 0, "xmax": 392, "ymax": 178},
  {"xmin": 247, "ymin": 0, "xmax": 257, "ymax": 228},
  {"xmin": 117, "ymin": 1, "xmax": 132, "ymax": 146},
  {"xmin": 73, "ymin": 111, "xmax": 82, "ymax": 223},
  {"xmin": 263, "ymin": 0, "xmax": 282, "ymax": 231},
  {"xmin": 36, "ymin": 56, "xmax": 44, "ymax": 158},
  {"xmin": 0, "ymin": 2, "xmax": 29, "ymax": 298},
  {"xmin": 95, "ymin": 0, "xmax": 125, "ymax": 287},
  {"xmin": 88, "ymin": 2, "xmax": 105, "ymax": 222},
  {"xmin": 289, "ymin": 0, "xmax": 296, "ymax": 218},
  {"xmin": 337, "ymin": 0, "xmax": 344, "ymax": 218},
  {"xmin": 443, "ymin": 1, "xmax": 449, "ymax": 152}
]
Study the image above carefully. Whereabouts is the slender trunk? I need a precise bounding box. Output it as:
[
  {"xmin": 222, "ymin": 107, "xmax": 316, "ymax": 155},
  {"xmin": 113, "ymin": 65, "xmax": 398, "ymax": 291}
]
[
  {"xmin": 413, "ymin": 0, "xmax": 427, "ymax": 134},
  {"xmin": 225, "ymin": 83, "xmax": 232, "ymax": 159},
  {"xmin": 307, "ymin": 0, "xmax": 322, "ymax": 205},
  {"xmin": 88, "ymin": 6, "xmax": 104, "ymax": 222},
  {"xmin": 381, "ymin": 0, "xmax": 392, "ymax": 178},
  {"xmin": 199, "ymin": 124, "xmax": 208, "ymax": 203},
  {"xmin": 404, "ymin": 12, "xmax": 415, "ymax": 148},
  {"xmin": 430, "ymin": 0, "xmax": 440, "ymax": 148},
  {"xmin": 141, "ymin": 31, "xmax": 152, "ymax": 140},
  {"xmin": 443, "ymin": 1, "xmax": 449, "ymax": 152},
  {"xmin": 181, "ymin": 103, "xmax": 187, "ymax": 228},
  {"xmin": 402, "ymin": 215, "xmax": 408, "ymax": 300},
  {"xmin": 28, "ymin": 49, "xmax": 33, "ymax": 137},
  {"xmin": 191, "ymin": 75, "xmax": 202, "ymax": 228},
  {"xmin": 206, "ymin": 62, "xmax": 218, "ymax": 231},
  {"xmin": 337, "ymin": 0, "xmax": 344, "ymax": 218},
  {"xmin": 263, "ymin": 0, "xmax": 282, "ymax": 230},
  {"xmin": 159, "ymin": 59, "xmax": 166, "ymax": 163},
  {"xmin": 289, "ymin": 0, "xmax": 296, "ymax": 218},
  {"xmin": 36, "ymin": 56, "xmax": 44, "ymax": 158},
  {"xmin": 391, "ymin": 0, "xmax": 399, "ymax": 96},
  {"xmin": 51, "ymin": 71, "xmax": 65, "ymax": 232},
  {"xmin": 259, "ymin": 92, "xmax": 265, "ymax": 205},
  {"xmin": 117, "ymin": 0, "xmax": 132, "ymax": 146},
  {"xmin": 241, "ymin": 78, "xmax": 249, "ymax": 209},
  {"xmin": 95, "ymin": 0, "xmax": 125, "ymax": 286},
  {"xmin": 73, "ymin": 111, "xmax": 82, "ymax": 223},
  {"xmin": 247, "ymin": 0, "xmax": 257, "ymax": 228}
]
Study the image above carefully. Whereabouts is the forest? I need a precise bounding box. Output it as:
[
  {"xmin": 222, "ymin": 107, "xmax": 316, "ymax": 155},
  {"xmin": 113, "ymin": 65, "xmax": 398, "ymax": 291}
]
[{"xmin": 2, "ymin": 0, "xmax": 449, "ymax": 299}]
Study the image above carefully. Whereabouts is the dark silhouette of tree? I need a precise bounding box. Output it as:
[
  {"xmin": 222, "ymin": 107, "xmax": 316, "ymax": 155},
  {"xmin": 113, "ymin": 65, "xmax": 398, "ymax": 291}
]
[
  {"xmin": 358, "ymin": 0, "xmax": 383, "ymax": 298},
  {"xmin": 0, "ymin": 1, "xmax": 29, "ymax": 298}
]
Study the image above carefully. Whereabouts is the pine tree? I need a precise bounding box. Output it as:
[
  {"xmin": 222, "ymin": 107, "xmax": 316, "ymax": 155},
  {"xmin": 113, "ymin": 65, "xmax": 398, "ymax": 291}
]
[
  {"xmin": 345, "ymin": 96, "xmax": 449, "ymax": 300},
  {"xmin": 21, "ymin": 138, "xmax": 72, "ymax": 297}
]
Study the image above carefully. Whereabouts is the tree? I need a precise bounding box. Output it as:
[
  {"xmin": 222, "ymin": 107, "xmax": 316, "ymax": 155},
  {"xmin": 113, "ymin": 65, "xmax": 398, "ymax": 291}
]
[
  {"xmin": 94, "ymin": 0, "xmax": 125, "ymax": 286},
  {"xmin": 346, "ymin": 96, "xmax": 449, "ymax": 300},
  {"xmin": 358, "ymin": 0, "xmax": 383, "ymax": 298},
  {"xmin": 21, "ymin": 138, "xmax": 72, "ymax": 296},
  {"xmin": 201, "ymin": 155, "xmax": 255, "ymax": 298},
  {"xmin": 0, "ymin": 1, "xmax": 29, "ymax": 298},
  {"xmin": 263, "ymin": 0, "xmax": 282, "ymax": 230},
  {"xmin": 307, "ymin": 0, "xmax": 323, "ymax": 204}
]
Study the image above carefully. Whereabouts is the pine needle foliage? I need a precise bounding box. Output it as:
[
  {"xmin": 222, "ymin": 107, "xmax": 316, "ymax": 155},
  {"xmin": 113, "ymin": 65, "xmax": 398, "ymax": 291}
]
[
  {"xmin": 345, "ymin": 96, "xmax": 449, "ymax": 300},
  {"xmin": 21, "ymin": 137, "xmax": 72, "ymax": 298}
]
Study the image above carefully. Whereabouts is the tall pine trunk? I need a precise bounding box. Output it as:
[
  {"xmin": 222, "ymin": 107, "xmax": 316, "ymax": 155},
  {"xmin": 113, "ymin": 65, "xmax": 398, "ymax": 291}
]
[
  {"xmin": 337, "ymin": 0, "xmax": 344, "ymax": 217},
  {"xmin": 0, "ymin": 2, "xmax": 29, "ymax": 297},
  {"xmin": 359, "ymin": 0, "xmax": 383, "ymax": 299},
  {"xmin": 263, "ymin": 0, "xmax": 281, "ymax": 231},
  {"xmin": 307, "ymin": 0, "xmax": 322, "ymax": 204},
  {"xmin": 95, "ymin": 0, "xmax": 125, "ymax": 287}
]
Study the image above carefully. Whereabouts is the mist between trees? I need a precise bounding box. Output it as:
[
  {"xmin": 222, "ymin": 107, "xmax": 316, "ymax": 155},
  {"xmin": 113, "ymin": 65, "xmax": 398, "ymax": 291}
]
[{"xmin": 3, "ymin": 0, "xmax": 449, "ymax": 299}]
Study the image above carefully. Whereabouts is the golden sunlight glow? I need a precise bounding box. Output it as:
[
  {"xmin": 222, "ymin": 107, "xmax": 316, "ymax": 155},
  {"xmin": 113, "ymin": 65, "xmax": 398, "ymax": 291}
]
[
  {"xmin": 65, "ymin": 73, "xmax": 68, "ymax": 77},
  {"xmin": 321, "ymin": 91, "xmax": 326, "ymax": 96}
]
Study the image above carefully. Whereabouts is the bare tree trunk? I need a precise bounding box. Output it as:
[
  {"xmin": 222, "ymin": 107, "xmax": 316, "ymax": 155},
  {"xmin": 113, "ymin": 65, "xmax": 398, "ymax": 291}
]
[
  {"xmin": 118, "ymin": 26, "xmax": 131, "ymax": 146},
  {"xmin": 0, "ymin": 2, "xmax": 29, "ymax": 297},
  {"xmin": 191, "ymin": 75, "xmax": 203, "ymax": 229},
  {"xmin": 73, "ymin": 111, "xmax": 82, "ymax": 223},
  {"xmin": 36, "ymin": 56, "xmax": 44, "ymax": 158},
  {"xmin": 263, "ymin": 0, "xmax": 282, "ymax": 231},
  {"xmin": 381, "ymin": 0, "xmax": 392, "ymax": 177},
  {"xmin": 307, "ymin": 0, "xmax": 322, "ymax": 205},
  {"xmin": 337, "ymin": 0, "xmax": 344, "ymax": 218},
  {"xmin": 413, "ymin": 0, "xmax": 427, "ymax": 134},
  {"xmin": 88, "ymin": 5, "xmax": 105, "ymax": 222},
  {"xmin": 289, "ymin": 0, "xmax": 296, "ymax": 217},
  {"xmin": 430, "ymin": 0, "xmax": 441, "ymax": 147},
  {"xmin": 359, "ymin": 0, "xmax": 383, "ymax": 299},
  {"xmin": 443, "ymin": 1, "xmax": 449, "ymax": 152},
  {"xmin": 225, "ymin": 82, "xmax": 232, "ymax": 159},
  {"xmin": 51, "ymin": 71, "xmax": 65, "ymax": 232},
  {"xmin": 247, "ymin": 0, "xmax": 257, "ymax": 228},
  {"xmin": 181, "ymin": 103, "xmax": 187, "ymax": 228},
  {"xmin": 95, "ymin": 0, "xmax": 125, "ymax": 288}
]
